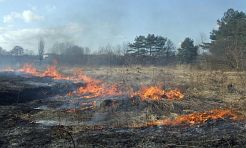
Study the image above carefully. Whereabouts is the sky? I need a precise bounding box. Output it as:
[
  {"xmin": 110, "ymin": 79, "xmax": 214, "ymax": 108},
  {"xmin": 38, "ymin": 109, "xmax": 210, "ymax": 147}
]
[{"xmin": 0, "ymin": 0, "xmax": 245, "ymax": 53}]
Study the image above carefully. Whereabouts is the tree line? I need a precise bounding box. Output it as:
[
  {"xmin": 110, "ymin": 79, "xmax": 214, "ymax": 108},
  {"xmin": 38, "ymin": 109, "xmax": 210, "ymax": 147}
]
[
  {"xmin": 1, "ymin": 8, "xmax": 246, "ymax": 69},
  {"xmin": 127, "ymin": 34, "xmax": 198, "ymax": 65},
  {"xmin": 127, "ymin": 8, "xmax": 246, "ymax": 69}
]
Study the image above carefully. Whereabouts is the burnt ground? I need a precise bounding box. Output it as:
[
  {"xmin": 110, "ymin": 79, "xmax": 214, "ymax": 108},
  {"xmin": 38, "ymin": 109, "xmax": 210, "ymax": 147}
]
[
  {"xmin": 0, "ymin": 72, "xmax": 246, "ymax": 148},
  {"xmin": 0, "ymin": 72, "xmax": 83, "ymax": 105},
  {"xmin": 0, "ymin": 104, "xmax": 245, "ymax": 148}
]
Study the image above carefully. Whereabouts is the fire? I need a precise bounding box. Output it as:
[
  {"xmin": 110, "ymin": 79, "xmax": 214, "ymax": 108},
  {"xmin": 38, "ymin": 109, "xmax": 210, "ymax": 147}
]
[
  {"xmin": 137, "ymin": 86, "xmax": 165, "ymax": 101},
  {"xmin": 66, "ymin": 91, "xmax": 74, "ymax": 97},
  {"xmin": 18, "ymin": 64, "xmax": 39, "ymax": 76},
  {"xmin": 67, "ymin": 68, "xmax": 122, "ymax": 98},
  {"xmin": 77, "ymin": 82, "xmax": 121, "ymax": 99},
  {"xmin": 147, "ymin": 109, "xmax": 239, "ymax": 126},
  {"xmin": 134, "ymin": 85, "xmax": 184, "ymax": 101},
  {"xmin": 42, "ymin": 65, "xmax": 63, "ymax": 79},
  {"xmin": 5, "ymin": 64, "xmax": 183, "ymax": 100},
  {"xmin": 165, "ymin": 89, "xmax": 184, "ymax": 100},
  {"xmin": 72, "ymin": 68, "xmax": 101, "ymax": 83},
  {"xmin": 17, "ymin": 64, "xmax": 65, "ymax": 80},
  {"xmin": 8, "ymin": 65, "xmax": 122, "ymax": 98}
]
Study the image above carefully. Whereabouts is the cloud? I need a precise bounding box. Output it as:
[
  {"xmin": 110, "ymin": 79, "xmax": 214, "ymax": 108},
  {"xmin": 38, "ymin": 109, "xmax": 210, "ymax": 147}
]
[
  {"xmin": 0, "ymin": 23, "xmax": 84, "ymax": 52},
  {"xmin": 3, "ymin": 10, "xmax": 43, "ymax": 23},
  {"xmin": 45, "ymin": 5, "xmax": 57, "ymax": 12},
  {"xmin": 22, "ymin": 10, "xmax": 43, "ymax": 22}
]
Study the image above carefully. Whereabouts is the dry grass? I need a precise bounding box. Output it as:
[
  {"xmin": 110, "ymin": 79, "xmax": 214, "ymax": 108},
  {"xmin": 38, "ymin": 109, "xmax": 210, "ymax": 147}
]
[{"xmin": 65, "ymin": 65, "xmax": 246, "ymax": 115}]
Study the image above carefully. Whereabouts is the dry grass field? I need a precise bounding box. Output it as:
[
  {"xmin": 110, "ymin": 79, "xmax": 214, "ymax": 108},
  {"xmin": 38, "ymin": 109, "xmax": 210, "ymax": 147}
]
[
  {"xmin": 76, "ymin": 65, "xmax": 246, "ymax": 115},
  {"xmin": 0, "ymin": 64, "xmax": 246, "ymax": 147}
]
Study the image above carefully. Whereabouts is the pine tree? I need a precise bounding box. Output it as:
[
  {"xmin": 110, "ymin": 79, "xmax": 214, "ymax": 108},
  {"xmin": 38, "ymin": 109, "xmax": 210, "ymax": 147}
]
[{"xmin": 178, "ymin": 38, "xmax": 198, "ymax": 64}]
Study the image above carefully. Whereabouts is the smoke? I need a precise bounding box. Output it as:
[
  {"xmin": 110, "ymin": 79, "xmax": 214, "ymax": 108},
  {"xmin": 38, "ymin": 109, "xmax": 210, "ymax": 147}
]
[
  {"xmin": 2, "ymin": 0, "xmax": 241, "ymax": 52},
  {"xmin": 0, "ymin": 23, "xmax": 83, "ymax": 53}
]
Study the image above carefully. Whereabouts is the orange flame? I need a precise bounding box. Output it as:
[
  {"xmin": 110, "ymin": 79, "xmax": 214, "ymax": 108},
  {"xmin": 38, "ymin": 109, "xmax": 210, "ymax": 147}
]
[
  {"xmin": 76, "ymin": 82, "xmax": 121, "ymax": 99},
  {"xmin": 13, "ymin": 65, "xmax": 122, "ymax": 98},
  {"xmin": 134, "ymin": 85, "xmax": 184, "ymax": 101},
  {"xmin": 147, "ymin": 109, "xmax": 239, "ymax": 126},
  {"xmin": 72, "ymin": 68, "xmax": 101, "ymax": 83},
  {"xmin": 9, "ymin": 65, "xmax": 184, "ymax": 100},
  {"xmin": 18, "ymin": 64, "xmax": 39, "ymax": 76},
  {"xmin": 66, "ymin": 91, "xmax": 74, "ymax": 97},
  {"xmin": 66, "ymin": 68, "xmax": 122, "ymax": 98},
  {"xmin": 165, "ymin": 89, "xmax": 184, "ymax": 100},
  {"xmin": 42, "ymin": 65, "xmax": 63, "ymax": 79},
  {"xmin": 17, "ymin": 64, "xmax": 66, "ymax": 80},
  {"xmin": 138, "ymin": 86, "xmax": 165, "ymax": 101}
]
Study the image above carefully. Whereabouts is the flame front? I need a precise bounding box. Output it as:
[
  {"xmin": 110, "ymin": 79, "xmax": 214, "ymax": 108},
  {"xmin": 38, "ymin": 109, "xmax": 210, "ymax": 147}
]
[
  {"xmin": 5, "ymin": 64, "xmax": 183, "ymax": 100},
  {"xmin": 42, "ymin": 65, "xmax": 63, "ymax": 79},
  {"xmin": 64, "ymin": 68, "xmax": 122, "ymax": 98},
  {"xmin": 17, "ymin": 64, "xmax": 74, "ymax": 80},
  {"xmin": 16, "ymin": 64, "xmax": 64, "ymax": 79},
  {"xmin": 10, "ymin": 64, "xmax": 122, "ymax": 99},
  {"xmin": 137, "ymin": 86, "xmax": 165, "ymax": 101},
  {"xmin": 72, "ymin": 68, "xmax": 101, "ymax": 83},
  {"xmin": 134, "ymin": 85, "xmax": 184, "ymax": 101},
  {"xmin": 76, "ymin": 81, "xmax": 121, "ymax": 99},
  {"xmin": 18, "ymin": 64, "xmax": 39, "ymax": 76},
  {"xmin": 147, "ymin": 109, "xmax": 239, "ymax": 126}
]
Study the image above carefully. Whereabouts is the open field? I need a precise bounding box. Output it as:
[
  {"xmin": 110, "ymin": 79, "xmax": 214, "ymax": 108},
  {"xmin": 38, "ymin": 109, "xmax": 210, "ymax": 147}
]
[
  {"xmin": 80, "ymin": 65, "xmax": 246, "ymax": 114},
  {"xmin": 0, "ymin": 65, "xmax": 246, "ymax": 147},
  {"xmin": 1, "ymin": 1, "xmax": 246, "ymax": 147}
]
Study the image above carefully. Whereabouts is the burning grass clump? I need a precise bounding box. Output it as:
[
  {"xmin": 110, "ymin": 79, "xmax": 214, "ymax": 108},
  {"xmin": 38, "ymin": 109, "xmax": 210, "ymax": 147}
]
[
  {"xmin": 132, "ymin": 85, "xmax": 184, "ymax": 101},
  {"xmin": 147, "ymin": 109, "xmax": 241, "ymax": 127}
]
